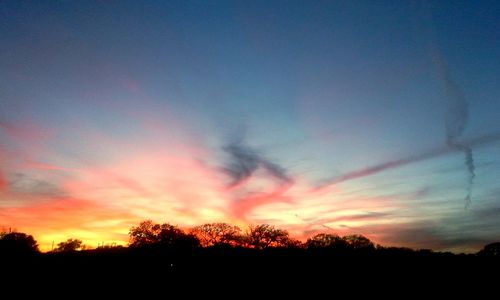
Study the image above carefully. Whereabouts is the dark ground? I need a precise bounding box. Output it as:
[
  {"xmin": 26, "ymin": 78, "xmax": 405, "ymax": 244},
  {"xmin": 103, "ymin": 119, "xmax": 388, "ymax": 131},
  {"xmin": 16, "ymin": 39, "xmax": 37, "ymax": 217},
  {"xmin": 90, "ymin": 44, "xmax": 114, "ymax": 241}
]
[{"xmin": 2, "ymin": 247, "xmax": 499, "ymax": 293}]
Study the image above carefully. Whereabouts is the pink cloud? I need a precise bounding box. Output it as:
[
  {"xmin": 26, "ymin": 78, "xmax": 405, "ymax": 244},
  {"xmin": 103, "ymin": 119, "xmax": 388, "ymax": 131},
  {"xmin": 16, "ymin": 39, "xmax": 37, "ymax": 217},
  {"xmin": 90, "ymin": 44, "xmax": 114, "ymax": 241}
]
[
  {"xmin": 0, "ymin": 170, "xmax": 6, "ymax": 190},
  {"xmin": 230, "ymin": 181, "xmax": 294, "ymax": 219},
  {"xmin": 26, "ymin": 162, "xmax": 78, "ymax": 172},
  {"xmin": 0, "ymin": 120, "xmax": 52, "ymax": 142},
  {"xmin": 1, "ymin": 111, "xmax": 450, "ymax": 251},
  {"xmin": 123, "ymin": 78, "xmax": 140, "ymax": 93},
  {"xmin": 0, "ymin": 120, "xmax": 57, "ymax": 178}
]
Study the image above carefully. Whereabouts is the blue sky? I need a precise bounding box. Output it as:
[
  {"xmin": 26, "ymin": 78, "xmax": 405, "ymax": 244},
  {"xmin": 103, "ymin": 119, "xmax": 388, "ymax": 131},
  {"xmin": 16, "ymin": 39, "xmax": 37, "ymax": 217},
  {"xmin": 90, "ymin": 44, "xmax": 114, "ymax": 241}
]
[{"xmin": 1, "ymin": 1, "xmax": 499, "ymax": 252}]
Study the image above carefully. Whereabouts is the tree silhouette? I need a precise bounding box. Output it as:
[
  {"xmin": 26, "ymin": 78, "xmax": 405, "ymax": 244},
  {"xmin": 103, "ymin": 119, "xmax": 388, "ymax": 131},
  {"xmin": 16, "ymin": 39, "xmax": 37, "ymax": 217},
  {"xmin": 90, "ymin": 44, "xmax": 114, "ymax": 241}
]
[
  {"xmin": 247, "ymin": 224, "xmax": 292, "ymax": 249},
  {"xmin": 191, "ymin": 223, "xmax": 242, "ymax": 247},
  {"xmin": 129, "ymin": 220, "xmax": 200, "ymax": 248},
  {"xmin": 283, "ymin": 237, "xmax": 303, "ymax": 248},
  {"xmin": 0, "ymin": 231, "xmax": 39, "ymax": 255},
  {"xmin": 343, "ymin": 234, "xmax": 375, "ymax": 250},
  {"xmin": 54, "ymin": 238, "xmax": 83, "ymax": 252},
  {"xmin": 477, "ymin": 242, "xmax": 500, "ymax": 256},
  {"xmin": 129, "ymin": 220, "xmax": 158, "ymax": 246},
  {"xmin": 306, "ymin": 233, "xmax": 348, "ymax": 250}
]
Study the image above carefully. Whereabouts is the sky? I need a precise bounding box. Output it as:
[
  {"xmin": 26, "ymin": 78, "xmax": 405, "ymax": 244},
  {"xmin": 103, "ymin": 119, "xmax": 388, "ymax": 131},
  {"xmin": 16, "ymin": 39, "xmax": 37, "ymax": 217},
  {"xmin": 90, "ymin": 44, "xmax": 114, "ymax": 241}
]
[{"xmin": 1, "ymin": 0, "xmax": 499, "ymax": 252}]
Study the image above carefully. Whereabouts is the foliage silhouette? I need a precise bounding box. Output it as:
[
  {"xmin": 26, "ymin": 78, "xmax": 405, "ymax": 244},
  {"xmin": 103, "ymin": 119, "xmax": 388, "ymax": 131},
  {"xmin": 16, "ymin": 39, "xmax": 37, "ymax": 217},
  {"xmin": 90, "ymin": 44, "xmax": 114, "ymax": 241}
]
[
  {"xmin": 0, "ymin": 231, "xmax": 39, "ymax": 255},
  {"xmin": 477, "ymin": 242, "xmax": 500, "ymax": 256},
  {"xmin": 343, "ymin": 234, "xmax": 375, "ymax": 251},
  {"xmin": 54, "ymin": 238, "xmax": 83, "ymax": 252},
  {"xmin": 129, "ymin": 220, "xmax": 200, "ymax": 248},
  {"xmin": 306, "ymin": 233, "xmax": 350, "ymax": 251},
  {"xmin": 247, "ymin": 224, "xmax": 293, "ymax": 249},
  {"xmin": 191, "ymin": 223, "xmax": 243, "ymax": 247},
  {"xmin": 2, "ymin": 220, "xmax": 500, "ymax": 282}
]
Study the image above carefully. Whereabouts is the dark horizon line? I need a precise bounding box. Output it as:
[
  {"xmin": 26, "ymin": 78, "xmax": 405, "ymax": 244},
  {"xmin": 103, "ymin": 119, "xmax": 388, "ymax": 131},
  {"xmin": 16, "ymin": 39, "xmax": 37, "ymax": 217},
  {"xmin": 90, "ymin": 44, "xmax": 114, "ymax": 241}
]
[{"xmin": 2, "ymin": 220, "xmax": 499, "ymax": 255}]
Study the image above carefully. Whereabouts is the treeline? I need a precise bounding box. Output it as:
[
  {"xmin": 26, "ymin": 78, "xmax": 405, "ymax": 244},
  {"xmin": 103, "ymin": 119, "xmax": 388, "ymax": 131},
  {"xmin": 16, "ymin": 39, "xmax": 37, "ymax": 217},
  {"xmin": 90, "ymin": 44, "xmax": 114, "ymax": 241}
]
[
  {"xmin": 1, "ymin": 220, "xmax": 500, "ymax": 257},
  {"xmin": 127, "ymin": 221, "xmax": 375, "ymax": 251}
]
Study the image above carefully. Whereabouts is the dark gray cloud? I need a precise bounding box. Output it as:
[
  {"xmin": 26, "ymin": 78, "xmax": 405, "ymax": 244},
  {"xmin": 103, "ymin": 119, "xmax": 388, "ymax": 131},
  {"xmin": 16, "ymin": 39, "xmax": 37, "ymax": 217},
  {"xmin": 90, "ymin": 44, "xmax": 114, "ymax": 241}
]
[
  {"xmin": 221, "ymin": 132, "xmax": 294, "ymax": 218},
  {"xmin": 8, "ymin": 173, "xmax": 65, "ymax": 197},
  {"xmin": 223, "ymin": 138, "xmax": 292, "ymax": 188}
]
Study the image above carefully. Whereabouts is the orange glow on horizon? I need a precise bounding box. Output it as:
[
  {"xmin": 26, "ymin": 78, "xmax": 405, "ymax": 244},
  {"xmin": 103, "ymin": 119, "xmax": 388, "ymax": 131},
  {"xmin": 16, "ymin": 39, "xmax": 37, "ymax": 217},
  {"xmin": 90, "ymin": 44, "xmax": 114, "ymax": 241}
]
[{"xmin": 0, "ymin": 120, "xmax": 417, "ymax": 252}]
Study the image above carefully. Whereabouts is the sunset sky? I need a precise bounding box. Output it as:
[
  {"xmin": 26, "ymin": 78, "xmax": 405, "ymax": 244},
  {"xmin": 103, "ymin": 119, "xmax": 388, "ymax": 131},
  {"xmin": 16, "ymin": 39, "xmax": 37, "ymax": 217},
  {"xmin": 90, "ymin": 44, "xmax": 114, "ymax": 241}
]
[{"xmin": 1, "ymin": 1, "xmax": 499, "ymax": 252}]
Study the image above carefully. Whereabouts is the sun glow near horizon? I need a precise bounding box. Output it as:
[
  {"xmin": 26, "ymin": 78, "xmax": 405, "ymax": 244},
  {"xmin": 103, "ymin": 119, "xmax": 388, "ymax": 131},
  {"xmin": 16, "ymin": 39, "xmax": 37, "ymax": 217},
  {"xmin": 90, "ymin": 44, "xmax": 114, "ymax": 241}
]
[{"xmin": 1, "ymin": 1, "xmax": 500, "ymax": 253}]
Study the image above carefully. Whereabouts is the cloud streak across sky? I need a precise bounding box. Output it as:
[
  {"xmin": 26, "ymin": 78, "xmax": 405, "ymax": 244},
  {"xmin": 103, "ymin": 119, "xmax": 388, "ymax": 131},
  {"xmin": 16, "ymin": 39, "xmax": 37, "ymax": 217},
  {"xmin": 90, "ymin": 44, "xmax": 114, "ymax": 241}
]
[
  {"xmin": 1, "ymin": 114, "xmax": 499, "ymax": 252},
  {"xmin": 316, "ymin": 132, "xmax": 500, "ymax": 190},
  {"xmin": 1, "ymin": 1, "xmax": 500, "ymax": 252}
]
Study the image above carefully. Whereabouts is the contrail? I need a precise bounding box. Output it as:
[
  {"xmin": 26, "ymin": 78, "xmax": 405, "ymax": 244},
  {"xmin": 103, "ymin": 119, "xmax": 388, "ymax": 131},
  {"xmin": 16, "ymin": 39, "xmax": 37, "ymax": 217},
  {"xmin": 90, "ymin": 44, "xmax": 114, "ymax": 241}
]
[
  {"xmin": 431, "ymin": 29, "xmax": 475, "ymax": 207},
  {"xmin": 416, "ymin": 1, "xmax": 476, "ymax": 207},
  {"xmin": 294, "ymin": 214, "xmax": 335, "ymax": 231},
  {"xmin": 316, "ymin": 132, "xmax": 500, "ymax": 191}
]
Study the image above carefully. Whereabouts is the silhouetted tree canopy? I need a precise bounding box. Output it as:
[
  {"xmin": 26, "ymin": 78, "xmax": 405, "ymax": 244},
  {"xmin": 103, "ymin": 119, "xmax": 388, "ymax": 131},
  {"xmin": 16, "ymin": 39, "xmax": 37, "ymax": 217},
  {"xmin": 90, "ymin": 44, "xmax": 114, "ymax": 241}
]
[
  {"xmin": 54, "ymin": 238, "xmax": 83, "ymax": 252},
  {"xmin": 4, "ymin": 220, "xmax": 500, "ymax": 264},
  {"xmin": 0, "ymin": 231, "xmax": 39, "ymax": 255},
  {"xmin": 284, "ymin": 237, "xmax": 303, "ymax": 248},
  {"xmin": 343, "ymin": 234, "xmax": 375, "ymax": 250},
  {"xmin": 247, "ymin": 224, "xmax": 292, "ymax": 249},
  {"xmin": 191, "ymin": 223, "xmax": 242, "ymax": 247},
  {"xmin": 306, "ymin": 233, "xmax": 348, "ymax": 249},
  {"xmin": 477, "ymin": 242, "xmax": 500, "ymax": 256},
  {"xmin": 129, "ymin": 220, "xmax": 200, "ymax": 248}
]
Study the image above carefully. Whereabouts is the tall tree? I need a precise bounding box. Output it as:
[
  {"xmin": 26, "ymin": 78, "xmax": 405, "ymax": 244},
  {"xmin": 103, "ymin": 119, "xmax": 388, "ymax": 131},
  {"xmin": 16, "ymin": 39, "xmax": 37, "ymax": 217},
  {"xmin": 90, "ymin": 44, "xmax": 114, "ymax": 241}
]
[{"xmin": 129, "ymin": 220, "xmax": 159, "ymax": 246}]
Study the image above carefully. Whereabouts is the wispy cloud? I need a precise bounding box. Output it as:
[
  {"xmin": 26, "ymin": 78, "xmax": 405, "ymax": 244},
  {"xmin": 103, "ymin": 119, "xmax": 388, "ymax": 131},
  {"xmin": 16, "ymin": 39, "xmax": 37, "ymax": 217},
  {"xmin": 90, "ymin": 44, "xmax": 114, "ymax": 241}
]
[
  {"xmin": 1, "ymin": 114, "xmax": 499, "ymax": 252},
  {"xmin": 0, "ymin": 170, "xmax": 6, "ymax": 191},
  {"xmin": 8, "ymin": 173, "xmax": 66, "ymax": 197},
  {"xmin": 223, "ymin": 136, "xmax": 293, "ymax": 189},
  {"xmin": 221, "ymin": 132, "xmax": 294, "ymax": 219},
  {"xmin": 316, "ymin": 132, "xmax": 500, "ymax": 190}
]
